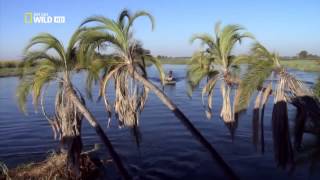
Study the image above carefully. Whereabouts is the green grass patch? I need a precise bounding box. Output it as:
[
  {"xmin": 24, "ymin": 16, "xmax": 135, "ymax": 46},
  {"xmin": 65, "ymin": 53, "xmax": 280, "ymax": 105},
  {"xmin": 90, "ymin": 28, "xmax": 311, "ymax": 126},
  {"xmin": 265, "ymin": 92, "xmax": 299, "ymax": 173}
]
[
  {"xmin": 1, "ymin": 58, "xmax": 318, "ymax": 78},
  {"xmin": 159, "ymin": 58, "xmax": 189, "ymax": 64},
  {"xmin": 280, "ymin": 59, "xmax": 320, "ymax": 72},
  {"xmin": 159, "ymin": 58, "xmax": 320, "ymax": 72}
]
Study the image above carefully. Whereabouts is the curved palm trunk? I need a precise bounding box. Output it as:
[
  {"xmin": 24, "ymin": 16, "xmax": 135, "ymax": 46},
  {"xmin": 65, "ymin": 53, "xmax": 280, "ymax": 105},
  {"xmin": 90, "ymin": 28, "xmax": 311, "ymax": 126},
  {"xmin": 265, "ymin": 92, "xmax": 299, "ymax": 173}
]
[
  {"xmin": 132, "ymin": 70, "xmax": 238, "ymax": 180},
  {"xmin": 220, "ymin": 82, "xmax": 234, "ymax": 123},
  {"xmin": 56, "ymin": 86, "xmax": 83, "ymax": 176},
  {"xmin": 65, "ymin": 84, "xmax": 131, "ymax": 180}
]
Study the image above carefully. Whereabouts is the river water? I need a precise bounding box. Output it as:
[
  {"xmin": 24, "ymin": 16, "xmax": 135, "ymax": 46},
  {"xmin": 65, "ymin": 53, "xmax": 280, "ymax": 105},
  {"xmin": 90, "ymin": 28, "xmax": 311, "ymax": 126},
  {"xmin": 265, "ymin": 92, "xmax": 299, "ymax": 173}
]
[{"xmin": 0, "ymin": 65, "xmax": 319, "ymax": 179}]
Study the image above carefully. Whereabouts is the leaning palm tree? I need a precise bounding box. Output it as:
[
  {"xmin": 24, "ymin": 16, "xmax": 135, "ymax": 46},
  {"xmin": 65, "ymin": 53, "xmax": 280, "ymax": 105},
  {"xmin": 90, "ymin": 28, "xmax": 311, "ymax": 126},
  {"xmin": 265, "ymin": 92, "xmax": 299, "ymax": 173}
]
[
  {"xmin": 236, "ymin": 42, "xmax": 320, "ymax": 168},
  {"xmin": 188, "ymin": 22, "xmax": 253, "ymax": 130},
  {"xmin": 78, "ymin": 10, "xmax": 238, "ymax": 179},
  {"xmin": 16, "ymin": 32, "xmax": 130, "ymax": 179}
]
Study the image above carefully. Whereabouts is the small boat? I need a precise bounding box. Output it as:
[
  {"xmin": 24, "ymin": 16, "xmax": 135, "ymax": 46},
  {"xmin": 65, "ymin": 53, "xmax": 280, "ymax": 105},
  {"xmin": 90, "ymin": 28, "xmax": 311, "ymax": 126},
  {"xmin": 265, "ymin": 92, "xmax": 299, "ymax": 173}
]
[
  {"xmin": 164, "ymin": 70, "xmax": 176, "ymax": 85},
  {"xmin": 164, "ymin": 79, "xmax": 176, "ymax": 85}
]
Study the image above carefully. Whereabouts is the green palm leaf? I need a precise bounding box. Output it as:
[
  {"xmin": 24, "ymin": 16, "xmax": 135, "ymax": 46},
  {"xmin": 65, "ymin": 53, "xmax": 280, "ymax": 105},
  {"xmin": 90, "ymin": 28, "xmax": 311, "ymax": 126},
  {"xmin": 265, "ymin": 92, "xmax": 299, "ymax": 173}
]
[{"xmin": 236, "ymin": 60, "xmax": 273, "ymax": 112}]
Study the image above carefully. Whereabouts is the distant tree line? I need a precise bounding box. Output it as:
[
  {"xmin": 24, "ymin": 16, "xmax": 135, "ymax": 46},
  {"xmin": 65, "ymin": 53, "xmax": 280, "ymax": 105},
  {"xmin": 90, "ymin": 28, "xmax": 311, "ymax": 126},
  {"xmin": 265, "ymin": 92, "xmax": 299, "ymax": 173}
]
[
  {"xmin": 296, "ymin": 50, "xmax": 319, "ymax": 59},
  {"xmin": 158, "ymin": 51, "xmax": 320, "ymax": 61},
  {"xmin": 156, "ymin": 55, "xmax": 190, "ymax": 59},
  {"xmin": 277, "ymin": 50, "xmax": 319, "ymax": 60}
]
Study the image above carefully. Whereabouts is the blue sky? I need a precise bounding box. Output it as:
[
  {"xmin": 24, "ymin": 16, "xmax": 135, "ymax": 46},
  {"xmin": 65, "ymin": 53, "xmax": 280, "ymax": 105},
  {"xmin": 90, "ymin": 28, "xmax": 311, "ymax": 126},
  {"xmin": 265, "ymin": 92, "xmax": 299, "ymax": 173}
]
[{"xmin": 0, "ymin": 0, "xmax": 319, "ymax": 59}]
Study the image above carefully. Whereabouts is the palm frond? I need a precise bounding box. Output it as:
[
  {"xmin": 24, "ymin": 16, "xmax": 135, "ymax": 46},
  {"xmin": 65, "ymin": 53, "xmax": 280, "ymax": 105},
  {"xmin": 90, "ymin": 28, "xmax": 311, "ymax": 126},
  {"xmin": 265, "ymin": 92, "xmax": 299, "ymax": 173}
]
[
  {"xmin": 31, "ymin": 61, "xmax": 58, "ymax": 109},
  {"xmin": 24, "ymin": 33, "xmax": 66, "ymax": 62},
  {"xmin": 250, "ymin": 42, "xmax": 280, "ymax": 67},
  {"xmin": 236, "ymin": 60, "xmax": 273, "ymax": 112},
  {"xmin": 187, "ymin": 51, "xmax": 213, "ymax": 91},
  {"xmin": 144, "ymin": 57, "xmax": 165, "ymax": 83},
  {"xmin": 201, "ymin": 73, "xmax": 219, "ymax": 119},
  {"xmin": 16, "ymin": 77, "xmax": 33, "ymax": 113},
  {"xmin": 128, "ymin": 10, "xmax": 155, "ymax": 31}
]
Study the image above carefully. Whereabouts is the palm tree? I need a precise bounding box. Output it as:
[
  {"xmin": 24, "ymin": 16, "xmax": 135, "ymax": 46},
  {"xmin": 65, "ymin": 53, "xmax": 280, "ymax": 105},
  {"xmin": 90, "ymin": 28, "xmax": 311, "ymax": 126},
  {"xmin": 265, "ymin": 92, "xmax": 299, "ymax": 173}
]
[
  {"xmin": 16, "ymin": 31, "xmax": 130, "ymax": 179},
  {"xmin": 78, "ymin": 10, "xmax": 238, "ymax": 179},
  {"xmin": 236, "ymin": 42, "xmax": 320, "ymax": 168},
  {"xmin": 188, "ymin": 22, "xmax": 253, "ymax": 131}
]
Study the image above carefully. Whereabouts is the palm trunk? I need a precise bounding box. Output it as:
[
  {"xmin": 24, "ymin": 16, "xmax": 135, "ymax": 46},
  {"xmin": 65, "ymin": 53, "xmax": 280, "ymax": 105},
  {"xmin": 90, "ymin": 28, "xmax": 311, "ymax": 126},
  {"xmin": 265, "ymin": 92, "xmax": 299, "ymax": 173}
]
[
  {"xmin": 132, "ymin": 70, "xmax": 238, "ymax": 180},
  {"xmin": 57, "ymin": 87, "xmax": 83, "ymax": 176},
  {"xmin": 220, "ymin": 82, "xmax": 233, "ymax": 123},
  {"xmin": 65, "ymin": 84, "xmax": 131, "ymax": 180}
]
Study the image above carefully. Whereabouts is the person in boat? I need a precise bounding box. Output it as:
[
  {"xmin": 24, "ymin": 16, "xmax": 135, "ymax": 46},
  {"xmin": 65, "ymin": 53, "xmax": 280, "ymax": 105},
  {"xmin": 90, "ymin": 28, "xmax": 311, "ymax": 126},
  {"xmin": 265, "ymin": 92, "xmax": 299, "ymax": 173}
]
[{"xmin": 165, "ymin": 70, "xmax": 174, "ymax": 81}]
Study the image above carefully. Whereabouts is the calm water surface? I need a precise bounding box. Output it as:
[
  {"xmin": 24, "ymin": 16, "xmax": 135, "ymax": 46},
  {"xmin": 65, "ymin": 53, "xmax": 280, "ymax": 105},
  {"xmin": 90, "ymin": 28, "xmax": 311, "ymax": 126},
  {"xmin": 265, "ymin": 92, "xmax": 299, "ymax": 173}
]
[{"xmin": 0, "ymin": 65, "xmax": 319, "ymax": 179}]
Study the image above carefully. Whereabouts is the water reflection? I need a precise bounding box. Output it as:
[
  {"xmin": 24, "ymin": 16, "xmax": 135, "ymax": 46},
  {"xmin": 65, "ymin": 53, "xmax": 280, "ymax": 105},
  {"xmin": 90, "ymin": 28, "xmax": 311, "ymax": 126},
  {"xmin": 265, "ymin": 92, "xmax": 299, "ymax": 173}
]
[{"xmin": 294, "ymin": 138, "xmax": 320, "ymax": 175}]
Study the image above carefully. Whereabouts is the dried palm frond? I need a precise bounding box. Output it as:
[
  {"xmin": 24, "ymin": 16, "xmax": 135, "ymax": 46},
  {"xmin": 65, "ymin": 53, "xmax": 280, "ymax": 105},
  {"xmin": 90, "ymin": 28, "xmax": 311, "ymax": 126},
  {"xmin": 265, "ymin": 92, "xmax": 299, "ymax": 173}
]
[
  {"xmin": 40, "ymin": 81, "xmax": 85, "ymax": 177},
  {"xmin": 280, "ymin": 71, "xmax": 320, "ymax": 150},
  {"xmin": 272, "ymin": 76, "xmax": 293, "ymax": 169},
  {"xmin": 0, "ymin": 162, "xmax": 10, "ymax": 180},
  {"xmin": 79, "ymin": 13, "xmax": 160, "ymax": 129},
  {"xmin": 237, "ymin": 42, "xmax": 320, "ymax": 169},
  {"xmin": 260, "ymin": 83, "xmax": 272, "ymax": 153},
  {"xmin": 99, "ymin": 63, "xmax": 150, "ymax": 128},
  {"xmin": 252, "ymin": 91, "xmax": 262, "ymax": 150}
]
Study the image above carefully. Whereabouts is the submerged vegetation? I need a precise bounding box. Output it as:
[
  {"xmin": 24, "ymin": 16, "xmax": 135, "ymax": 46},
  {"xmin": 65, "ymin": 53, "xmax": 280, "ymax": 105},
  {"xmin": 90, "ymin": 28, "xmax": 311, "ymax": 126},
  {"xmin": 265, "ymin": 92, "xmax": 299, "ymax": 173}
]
[{"xmin": 0, "ymin": 8, "xmax": 318, "ymax": 180}]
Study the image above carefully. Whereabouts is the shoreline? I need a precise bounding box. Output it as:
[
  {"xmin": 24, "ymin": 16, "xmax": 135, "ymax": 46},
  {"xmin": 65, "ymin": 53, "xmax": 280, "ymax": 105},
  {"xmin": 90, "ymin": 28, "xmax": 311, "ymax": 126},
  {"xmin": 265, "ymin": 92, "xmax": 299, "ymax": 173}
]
[{"xmin": 1, "ymin": 59, "xmax": 319, "ymax": 78}]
